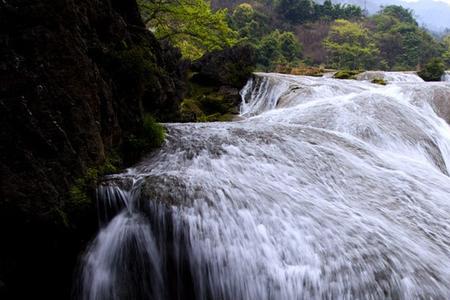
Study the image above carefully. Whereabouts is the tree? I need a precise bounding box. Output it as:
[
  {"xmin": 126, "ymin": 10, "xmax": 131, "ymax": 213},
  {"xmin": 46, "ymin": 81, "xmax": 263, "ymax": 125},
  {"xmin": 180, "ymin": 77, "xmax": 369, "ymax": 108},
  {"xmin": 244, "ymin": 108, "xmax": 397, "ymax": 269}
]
[
  {"xmin": 323, "ymin": 19, "xmax": 379, "ymax": 69},
  {"xmin": 139, "ymin": 0, "xmax": 238, "ymax": 59},
  {"xmin": 442, "ymin": 35, "xmax": 450, "ymax": 67},
  {"xmin": 371, "ymin": 7, "xmax": 444, "ymax": 70},
  {"xmin": 418, "ymin": 58, "xmax": 445, "ymax": 81},
  {"xmin": 276, "ymin": 0, "xmax": 315, "ymax": 24},
  {"xmin": 279, "ymin": 32, "xmax": 303, "ymax": 61},
  {"xmin": 256, "ymin": 30, "xmax": 303, "ymax": 69},
  {"xmin": 379, "ymin": 5, "xmax": 417, "ymax": 25},
  {"xmin": 229, "ymin": 3, "xmax": 269, "ymax": 42}
]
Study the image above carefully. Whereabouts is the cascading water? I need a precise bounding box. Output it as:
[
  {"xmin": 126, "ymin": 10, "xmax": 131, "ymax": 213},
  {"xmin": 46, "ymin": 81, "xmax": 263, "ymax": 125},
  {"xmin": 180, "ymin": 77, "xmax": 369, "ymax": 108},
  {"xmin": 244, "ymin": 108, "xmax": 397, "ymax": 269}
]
[
  {"xmin": 76, "ymin": 72, "xmax": 450, "ymax": 300},
  {"xmin": 356, "ymin": 71, "xmax": 425, "ymax": 83},
  {"xmin": 442, "ymin": 71, "xmax": 450, "ymax": 82}
]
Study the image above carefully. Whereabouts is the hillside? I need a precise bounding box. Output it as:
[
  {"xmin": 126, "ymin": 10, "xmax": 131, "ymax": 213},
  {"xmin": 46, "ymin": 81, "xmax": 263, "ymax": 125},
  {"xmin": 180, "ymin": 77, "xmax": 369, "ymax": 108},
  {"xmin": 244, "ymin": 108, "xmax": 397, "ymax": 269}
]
[{"xmin": 328, "ymin": 0, "xmax": 450, "ymax": 31}]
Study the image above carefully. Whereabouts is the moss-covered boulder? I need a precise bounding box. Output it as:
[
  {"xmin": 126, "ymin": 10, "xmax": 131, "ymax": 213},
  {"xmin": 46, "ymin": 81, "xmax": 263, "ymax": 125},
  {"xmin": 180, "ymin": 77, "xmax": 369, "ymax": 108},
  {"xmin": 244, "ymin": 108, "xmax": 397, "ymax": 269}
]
[
  {"xmin": 333, "ymin": 70, "xmax": 362, "ymax": 79},
  {"xmin": 371, "ymin": 78, "xmax": 387, "ymax": 85},
  {"xmin": 180, "ymin": 82, "xmax": 241, "ymax": 122}
]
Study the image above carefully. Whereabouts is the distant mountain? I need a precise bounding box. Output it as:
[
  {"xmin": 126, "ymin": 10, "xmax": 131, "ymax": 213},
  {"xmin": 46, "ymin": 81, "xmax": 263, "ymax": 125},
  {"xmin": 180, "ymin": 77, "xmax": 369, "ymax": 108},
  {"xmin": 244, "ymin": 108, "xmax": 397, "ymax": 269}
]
[{"xmin": 321, "ymin": 0, "xmax": 450, "ymax": 32}]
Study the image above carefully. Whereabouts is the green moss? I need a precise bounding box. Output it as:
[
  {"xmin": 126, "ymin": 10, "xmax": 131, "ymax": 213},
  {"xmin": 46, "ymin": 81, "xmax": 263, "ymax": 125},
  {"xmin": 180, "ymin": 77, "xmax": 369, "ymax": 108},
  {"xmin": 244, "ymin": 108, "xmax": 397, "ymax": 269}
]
[
  {"xmin": 204, "ymin": 113, "xmax": 236, "ymax": 122},
  {"xmin": 181, "ymin": 81, "xmax": 240, "ymax": 122},
  {"xmin": 181, "ymin": 98, "xmax": 205, "ymax": 121},
  {"xmin": 333, "ymin": 70, "xmax": 362, "ymax": 79},
  {"xmin": 64, "ymin": 152, "xmax": 122, "ymax": 228},
  {"xmin": 143, "ymin": 115, "xmax": 165, "ymax": 148},
  {"xmin": 371, "ymin": 78, "xmax": 387, "ymax": 85},
  {"xmin": 122, "ymin": 114, "xmax": 166, "ymax": 164}
]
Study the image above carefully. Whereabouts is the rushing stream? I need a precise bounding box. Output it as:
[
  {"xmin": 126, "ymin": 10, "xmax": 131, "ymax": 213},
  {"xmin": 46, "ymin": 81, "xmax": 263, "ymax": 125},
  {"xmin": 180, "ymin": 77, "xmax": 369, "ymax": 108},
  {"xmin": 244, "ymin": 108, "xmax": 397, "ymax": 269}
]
[{"xmin": 77, "ymin": 72, "xmax": 450, "ymax": 300}]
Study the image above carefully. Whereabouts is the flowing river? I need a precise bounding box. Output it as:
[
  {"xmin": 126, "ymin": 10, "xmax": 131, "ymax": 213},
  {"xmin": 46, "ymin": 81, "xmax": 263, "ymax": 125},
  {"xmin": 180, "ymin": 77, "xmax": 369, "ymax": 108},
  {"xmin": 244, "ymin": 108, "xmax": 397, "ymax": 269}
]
[{"xmin": 76, "ymin": 72, "xmax": 450, "ymax": 300}]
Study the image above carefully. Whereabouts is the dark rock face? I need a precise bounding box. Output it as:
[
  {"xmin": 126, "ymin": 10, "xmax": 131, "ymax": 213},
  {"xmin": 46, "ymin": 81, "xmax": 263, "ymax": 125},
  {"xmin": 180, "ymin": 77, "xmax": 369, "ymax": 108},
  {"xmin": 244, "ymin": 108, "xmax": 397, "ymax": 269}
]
[
  {"xmin": 0, "ymin": 0, "xmax": 185, "ymax": 298},
  {"xmin": 192, "ymin": 44, "xmax": 255, "ymax": 88},
  {"xmin": 181, "ymin": 45, "xmax": 255, "ymax": 122}
]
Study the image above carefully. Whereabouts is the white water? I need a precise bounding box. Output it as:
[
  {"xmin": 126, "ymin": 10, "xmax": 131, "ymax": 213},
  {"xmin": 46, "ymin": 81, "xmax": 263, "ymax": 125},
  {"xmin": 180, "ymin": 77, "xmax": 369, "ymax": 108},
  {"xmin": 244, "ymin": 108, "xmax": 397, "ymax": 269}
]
[
  {"xmin": 78, "ymin": 73, "xmax": 450, "ymax": 300},
  {"xmin": 356, "ymin": 71, "xmax": 424, "ymax": 83},
  {"xmin": 442, "ymin": 71, "xmax": 450, "ymax": 82}
]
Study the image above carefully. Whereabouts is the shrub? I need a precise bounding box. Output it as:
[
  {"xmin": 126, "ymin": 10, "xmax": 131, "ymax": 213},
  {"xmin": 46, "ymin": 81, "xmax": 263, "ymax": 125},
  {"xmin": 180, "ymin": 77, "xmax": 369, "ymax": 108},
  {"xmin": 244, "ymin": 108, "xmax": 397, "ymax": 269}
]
[
  {"xmin": 418, "ymin": 58, "xmax": 445, "ymax": 81},
  {"xmin": 122, "ymin": 114, "xmax": 166, "ymax": 164},
  {"xmin": 143, "ymin": 115, "xmax": 165, "ymax": 148}
]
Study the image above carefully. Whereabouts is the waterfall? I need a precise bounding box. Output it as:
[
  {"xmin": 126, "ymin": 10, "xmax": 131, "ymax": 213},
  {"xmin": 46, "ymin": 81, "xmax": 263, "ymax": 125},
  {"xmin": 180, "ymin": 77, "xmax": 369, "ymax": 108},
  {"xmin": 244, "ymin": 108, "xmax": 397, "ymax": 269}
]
[
  {"xmin": 442, "ymin": 71, "xmax": 450, "ymax": 82},
  {"xmin": 76, "ymin": 73, "xmax": 450, "ymax": 300},
  {"xmin": 356, "ymin": 71, "xmax": 424, "ymax": 83}
]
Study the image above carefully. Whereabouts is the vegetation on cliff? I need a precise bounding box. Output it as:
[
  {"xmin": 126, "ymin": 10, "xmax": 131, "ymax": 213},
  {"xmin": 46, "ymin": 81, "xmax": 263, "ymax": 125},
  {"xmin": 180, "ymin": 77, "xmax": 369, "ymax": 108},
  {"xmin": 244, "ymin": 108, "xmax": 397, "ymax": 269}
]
[
  {"xmin": 0, "ymin": 0, "xmax": 184, "ymax": 298},
  {"xmin": 1, "ymin": 0, "xmax": 449, "ymax": 297}
]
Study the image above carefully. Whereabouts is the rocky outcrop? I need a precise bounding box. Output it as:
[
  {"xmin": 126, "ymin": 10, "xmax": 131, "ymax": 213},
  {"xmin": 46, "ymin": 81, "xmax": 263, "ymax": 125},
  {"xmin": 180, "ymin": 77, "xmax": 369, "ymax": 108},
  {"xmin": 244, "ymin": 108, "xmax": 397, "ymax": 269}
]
[
  {"xmin": 0, "ymin": 0, "xmax": 185, "ymax": 298},
  {"xmin": 182, "ymin": 45, "xmax": 255, "ymax": 122},
  {"xmin": 192, "ymin": 44, "xmax": 255, "ymax": 88}
]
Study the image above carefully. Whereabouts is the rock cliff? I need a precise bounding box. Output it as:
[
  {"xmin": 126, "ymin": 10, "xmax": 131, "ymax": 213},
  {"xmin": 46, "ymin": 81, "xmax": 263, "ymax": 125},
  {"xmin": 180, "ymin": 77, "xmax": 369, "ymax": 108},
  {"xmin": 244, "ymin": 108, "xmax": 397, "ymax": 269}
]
[{"xmin": 0, "ymin": 0, "xmax": 185, "ymax": 298}]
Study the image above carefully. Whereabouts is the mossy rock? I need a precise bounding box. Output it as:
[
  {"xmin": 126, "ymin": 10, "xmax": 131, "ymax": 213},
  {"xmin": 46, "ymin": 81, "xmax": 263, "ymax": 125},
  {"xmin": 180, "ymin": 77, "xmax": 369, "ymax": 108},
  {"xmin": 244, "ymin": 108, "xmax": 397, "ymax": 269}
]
[
  {"xmin": 65, "ymin": 151, "xmax": 122, "ymax": 228},
  {"xmin": 333, "ymin": 70, "xmax": 362, "ymax": 80},
  {"xmin": 180, "ymin": 98, "xmax": 205, "ymax": 122},
  {"xmin": 181, "ymin": 81, "xmax": 240, "ymax": 122},
  {"xmin": 371, "ymin": 78, "xmax": 387, "ymax": 85},
  {"xmin": 199, "ymin": 113, "xmax": 236, "ymax": 122}
]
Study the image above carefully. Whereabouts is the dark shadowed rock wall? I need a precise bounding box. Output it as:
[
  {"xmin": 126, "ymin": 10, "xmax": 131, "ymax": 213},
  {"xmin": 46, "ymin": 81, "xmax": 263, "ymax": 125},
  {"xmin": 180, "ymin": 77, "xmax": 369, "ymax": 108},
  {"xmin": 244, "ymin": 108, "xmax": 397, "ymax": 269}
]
[{"xmin": 0, "ymin": 0, "xmax": 185, "ymax": 298}]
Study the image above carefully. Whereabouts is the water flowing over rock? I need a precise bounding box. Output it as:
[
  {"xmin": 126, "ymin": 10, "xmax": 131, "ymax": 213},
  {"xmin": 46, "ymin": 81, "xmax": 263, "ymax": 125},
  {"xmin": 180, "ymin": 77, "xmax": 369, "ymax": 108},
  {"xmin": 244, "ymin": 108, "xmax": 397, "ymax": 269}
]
[
  {"xmin": 356, "ymin": 71, "xmax": 424, "ymax": 83},
  {"xmin": 78, "ymin": 73, "xmax": 450, "ymax": 300},
  {"xmin": 442, "ymin": 71, "xmax": 450, "ymax": 82}
]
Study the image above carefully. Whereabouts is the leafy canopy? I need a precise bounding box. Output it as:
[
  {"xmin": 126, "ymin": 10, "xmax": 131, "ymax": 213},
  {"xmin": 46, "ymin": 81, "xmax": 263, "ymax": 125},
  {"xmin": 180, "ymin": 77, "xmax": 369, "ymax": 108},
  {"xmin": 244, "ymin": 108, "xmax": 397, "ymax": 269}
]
[
  {"xmin": 371, "ymin": 6, "xmax": 443, "ymax": 70},
  {"xmin": 139, "ymin": 0, "xmax": 238, "ymax": 59},
  {"xmin": 323, "ymin": 19, "xmax": 379, "ymax": 69}
]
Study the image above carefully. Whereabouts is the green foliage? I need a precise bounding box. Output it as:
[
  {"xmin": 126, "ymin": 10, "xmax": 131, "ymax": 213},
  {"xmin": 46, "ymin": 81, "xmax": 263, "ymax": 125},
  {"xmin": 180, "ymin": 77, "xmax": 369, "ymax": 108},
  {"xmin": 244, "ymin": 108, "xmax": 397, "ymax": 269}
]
[
  {"xmin": 66, "ymin": 152, "xmax": 121, "ymax": 227},
  {"xmin": 418, "ymin": 58, "xmax": 446, "ymax": 81},
  {"xmin": 277, "ymin": 0, "xmax": 315, "ymax": 24},
  {"xmin": 180, "ymin": 82, "xmax": 239, "ymax": 122},
  {"xmin": 227, "ymin": 4, "xmax": 303, "ymax": 70},
  {"xmin": 256, "ymin": 30, "xmax": 303, "ymax": 70},
  {"xmin": 143, "ymin": 115, "xmax": 165, "ymax": 148},
  {"xmin": 276, "ymin": 0, "xmax": 362, "ymax": 24},
  {"xmin": 139, "ymin": 0, "xmax": 238, "ymax": 59},
  {"xmin": 324, "ymin": 19, "xmax": 379, "ymax": 69},
  {"xmin": 379, "ymin": 5, "xmax": 417, "ymax": 25},
  {"xmin": 442, "ymin": 35, "xmax": 450, "ymax": 67},
  {"xmin": 229, "ymin": 3, "xmax": 270, "ymax": 43},
  {"xmin": 372, "ymin": 7, "xmax": 443, "ymax": 70},
  {"xmin": 123, "ymin": 114, "xmax": 166, "ymax": 163}
]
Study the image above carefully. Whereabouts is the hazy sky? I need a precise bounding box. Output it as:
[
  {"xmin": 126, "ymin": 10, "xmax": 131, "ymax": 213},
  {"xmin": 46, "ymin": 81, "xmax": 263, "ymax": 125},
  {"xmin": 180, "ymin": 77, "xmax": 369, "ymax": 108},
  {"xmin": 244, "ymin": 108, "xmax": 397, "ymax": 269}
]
[
  {"xmin": 402, "ymin": 0, "xmax": 450, "ymax": 4},
  {"xmin": 334, "ymin": 0, "xmax": 450, "ymax": 31}
]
